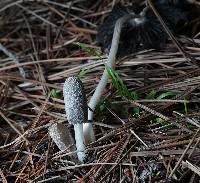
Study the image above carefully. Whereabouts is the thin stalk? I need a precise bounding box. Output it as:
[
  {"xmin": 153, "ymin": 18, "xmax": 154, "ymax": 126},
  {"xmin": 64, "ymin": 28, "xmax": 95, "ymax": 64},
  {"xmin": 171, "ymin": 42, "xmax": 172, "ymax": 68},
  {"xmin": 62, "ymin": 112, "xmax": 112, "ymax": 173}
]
[
  {"xmin": 74, "ymin": 123, "xmax": 86, "ymax": 162},
  {"xmin": 85, "ymin": 14, "xmax": 140, "ymax": 143}
]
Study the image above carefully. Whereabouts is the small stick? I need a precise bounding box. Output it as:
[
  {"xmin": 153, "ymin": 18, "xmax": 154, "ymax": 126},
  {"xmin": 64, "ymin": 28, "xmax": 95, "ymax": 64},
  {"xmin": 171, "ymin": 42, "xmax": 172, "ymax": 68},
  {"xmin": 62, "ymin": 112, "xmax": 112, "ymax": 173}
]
[
  {"xmin": 169, "ymin": 128, "xmax": 200, "ymax": 178},
  {"xmin": 0, "ymin": 168, "xmax": 8, "ymax": 183},
  {"xmin": 0, "ymin": 43, "xmax": 26, "ymax": 78},
  {"xmin": 182, "ymin": 160, "xmax": 200, "ymax": 176}
]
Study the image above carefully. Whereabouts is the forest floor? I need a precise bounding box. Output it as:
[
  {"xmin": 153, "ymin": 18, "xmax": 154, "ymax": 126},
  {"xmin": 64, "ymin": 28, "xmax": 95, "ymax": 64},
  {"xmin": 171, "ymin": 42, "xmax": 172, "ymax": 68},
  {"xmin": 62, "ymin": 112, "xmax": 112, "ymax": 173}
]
[{"xmin": 0, "ymin": 0, "xmax": 200, "ymax": 182}]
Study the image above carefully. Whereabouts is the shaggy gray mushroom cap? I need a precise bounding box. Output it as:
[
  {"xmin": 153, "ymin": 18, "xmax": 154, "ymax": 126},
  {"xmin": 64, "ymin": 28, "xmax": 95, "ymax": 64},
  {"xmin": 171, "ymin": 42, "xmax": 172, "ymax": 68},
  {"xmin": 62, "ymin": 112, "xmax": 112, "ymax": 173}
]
[{"xmin": 63, "ymin": 76, "xmax": 88, "ymax": 125}]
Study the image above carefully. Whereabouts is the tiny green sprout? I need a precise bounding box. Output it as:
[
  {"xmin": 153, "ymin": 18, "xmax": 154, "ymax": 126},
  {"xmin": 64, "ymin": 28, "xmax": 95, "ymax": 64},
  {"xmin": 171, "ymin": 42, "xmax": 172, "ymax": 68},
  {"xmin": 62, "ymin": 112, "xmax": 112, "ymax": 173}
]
[
  {"xmin": 96, "ymin": 99, "xmax": 108, "ymax": 113},
  {"xmin": 105, "ymin": 64, "xmax": 140, "ymax": 115},
  {"xmin": 131, "ymin": 107, "xmax": 140, "ymax": 116},
  {"xmin": 76, "ymin": 42, "xmax": 102, "ymax": 59},
  {"xmin": 156, "ymin": 91, "xmax": 176, "ymax": 100},
  {"xmin": 50, "ymin": 89, "xmax": 58, "ymax": 98},
  {"xmin": 155, "ymin": 117, "xmax": 164, "ymax": 123},
  {"xmin": 131, "ymin": 91, "xmax": 138, "ymax": 100},
  {"xmin": 105, "ymin": 63, "xmax": 137, "ymax": 100},
  {"xmin": 78, "ymin": 68, "xmax": 90, "ymax": 79},
  {"xmin": 100, "ymin": 102, "xmax": 106, "ymax": 112},
  {"xmin": 150, "ymin": 117, "xmax": 163, "ymax": 125},
  {"xmin": 145, "ymin": 90, "xmax": 157, "ymax": 99}
]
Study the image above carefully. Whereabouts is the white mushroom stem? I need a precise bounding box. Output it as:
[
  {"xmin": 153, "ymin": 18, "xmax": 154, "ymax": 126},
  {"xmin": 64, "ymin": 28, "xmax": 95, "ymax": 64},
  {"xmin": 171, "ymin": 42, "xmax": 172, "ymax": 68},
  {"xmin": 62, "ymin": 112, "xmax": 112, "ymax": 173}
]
[
  {"xmin": 83, "ymin": 123, "xmax": 95, "ymax": 144},
  {"xmin": 85, "ymin": 14, "xmax": 139, "ymax": 143},
  {"xmin": 74, "ymin": 123, "xmax": 85, "ymax": 162},
  {"xmin": 63, "ymin": 76, "xmax": 88, "ymax": 162}
]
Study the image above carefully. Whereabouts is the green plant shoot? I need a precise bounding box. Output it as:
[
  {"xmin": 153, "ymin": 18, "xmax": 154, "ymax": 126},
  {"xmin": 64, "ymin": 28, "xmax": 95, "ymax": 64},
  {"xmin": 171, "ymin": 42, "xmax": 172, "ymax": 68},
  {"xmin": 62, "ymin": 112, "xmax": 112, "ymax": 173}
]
[
  {"xmin": 50, "ymin": 89, "xmax": 58, "ymax": 98},
  {"xmin": 76, "ymin": 42, "xmax": 102, "ymax": 59},
  {"xmin": 78, "ymin": 68, "xmax": 90, "ymax": 79}
]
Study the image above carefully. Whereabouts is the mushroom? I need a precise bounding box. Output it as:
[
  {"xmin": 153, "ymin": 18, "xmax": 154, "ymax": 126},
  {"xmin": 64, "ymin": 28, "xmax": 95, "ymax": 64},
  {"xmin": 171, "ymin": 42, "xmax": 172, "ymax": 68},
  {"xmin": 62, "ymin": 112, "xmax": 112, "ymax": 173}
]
[
  {"xmin": 48, "ymin": 122, "xmax": 77, "ymax": 159},
  {"xmin": 63, "ymin": 76, "xmax": 88, "ymax": 162},
  {"xmin": 85, "ymin": 0, "xmax": 200, "ymax": 142},
  {"xmin": 49, "ymin": 0, "xmax": 200, "ymax": 163},
  {"xmin": 86, "ymin": 14, "xmax": 140, "ymax": 143}
]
